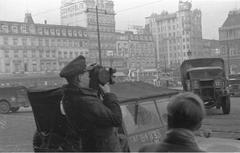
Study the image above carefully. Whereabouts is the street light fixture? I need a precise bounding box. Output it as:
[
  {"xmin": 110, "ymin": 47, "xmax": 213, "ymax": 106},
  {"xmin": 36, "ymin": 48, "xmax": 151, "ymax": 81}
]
[{"xmin": 187, "ymin": 49, "xmax": 192, "ymax": 59}]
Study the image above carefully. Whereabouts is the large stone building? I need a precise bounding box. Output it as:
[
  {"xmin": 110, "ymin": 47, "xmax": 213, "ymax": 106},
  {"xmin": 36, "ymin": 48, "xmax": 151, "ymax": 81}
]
[
  {"xmin": 0, "ymin": 13, "xmax": 89, "ymax": 74},
  {"xmin": 219, "ymin": 9, "xmax": 240, "ymax": 74},
  {"xmin": 116, "ymin": 31, "xmax": 156, "ymax": 70},
  {"xmin": 202, "ymin": 39, "xmax": 220, "ymax": 58},
  {"xmin": 145, "ymin": 0, "xmax": 202, "ymax": 69},
  {"xmin": 60, "ymin": 0, "xmax": 116, "ymax": 64}
]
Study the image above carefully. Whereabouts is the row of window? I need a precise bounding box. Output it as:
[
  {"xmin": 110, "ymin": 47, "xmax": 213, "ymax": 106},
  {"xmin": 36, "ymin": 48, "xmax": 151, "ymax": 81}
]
[
  {"xmin": 88, "ymin": 32, "xmax": 116, "ymax": 40},
  {"xmin": 158, "ymin": 30, "xmax": 191, "ymax": 38},
  {"xmin": 0, "ymin": 23, "xmax": 87, "ymax": 38},
  {"xmin": 221, "ymin": 48, "xmax": 240, "ymax": 56},
  {"xmin": 3, "ymin": 49, "xmax": 88, "ymax": 58},
  {"xmin": 130, "ymin": 43, "xmax": 154, "ymax": 49},
  {"xmin": 129, "ymin": 35, "xmax": 153, "ymax": 41},
  {"xmin": 88, "ymin": 25, "xmax": 115, "ymax": 33},
  {"xmin": 3, "ymin": 61, "xmax": 67, "ymax": 73},
  {"xmin": 168, "ymin": 44, "xmax": 190, "ymax": 51},
  {"xmin": 88, "ymin": 15, "xmax": 115, "ymax": 25},
  {"xmin": 170, "ymin": 52, "xmax": 189, "ymax": 58},
  {"xmin": 168, "ymin": 37, "xmax": 190, "ymax": 44},
  {"xmin": 89, "ymin": 42, "xmax": 115, "ymax": 49},
  {"xmin": 1, "ymin": 37, "xmax": 88, "ymax": 48},
  {"xmin": 61, "ymin": 2, "xmax": 85, "ymax": 16},
  {"xmin": 128, "ymin": 52, "xmax": 155, "ymax": 57}
]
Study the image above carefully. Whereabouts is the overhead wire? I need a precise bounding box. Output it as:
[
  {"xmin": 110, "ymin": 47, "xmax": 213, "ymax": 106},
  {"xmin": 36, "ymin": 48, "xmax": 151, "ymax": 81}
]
[
  {"xmin": 116, "ymin": 0, "xmax": 165, "ymax": 14},
  {"xmin": 32, "ymin": 0, "xmax": 165, "ymax": 18}
]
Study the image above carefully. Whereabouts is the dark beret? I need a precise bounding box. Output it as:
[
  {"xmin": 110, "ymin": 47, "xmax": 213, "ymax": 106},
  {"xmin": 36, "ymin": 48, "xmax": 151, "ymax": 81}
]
[{"xmin": 59, "ymin": 55, "xmax": 86, "ymax": 78}]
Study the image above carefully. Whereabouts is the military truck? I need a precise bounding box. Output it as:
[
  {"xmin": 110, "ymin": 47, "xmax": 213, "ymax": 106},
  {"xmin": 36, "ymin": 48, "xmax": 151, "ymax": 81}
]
[
  {"xmin": 0, "ymin": 86, "xmax": 30, "ymax": 114},
  {"xmin": 180, "ymin": 58, "xmax": 230, "ymax": 114}
]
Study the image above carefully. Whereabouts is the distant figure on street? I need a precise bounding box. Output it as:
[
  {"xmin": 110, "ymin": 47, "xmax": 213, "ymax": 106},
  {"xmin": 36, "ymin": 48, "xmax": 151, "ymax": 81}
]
[
  {"xmin": 139, "ymin": 92, "xmax": 206, "ymax": 152},
  {"xmin": 60, "ymin": 55, "xmax": 124, "ymax": 152}
]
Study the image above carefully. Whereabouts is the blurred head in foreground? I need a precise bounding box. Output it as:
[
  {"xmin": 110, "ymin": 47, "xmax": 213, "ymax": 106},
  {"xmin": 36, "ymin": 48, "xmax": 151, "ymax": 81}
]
[{"xmin": 167, "ymin": 92, "xmax": 205, "ymax": 131}]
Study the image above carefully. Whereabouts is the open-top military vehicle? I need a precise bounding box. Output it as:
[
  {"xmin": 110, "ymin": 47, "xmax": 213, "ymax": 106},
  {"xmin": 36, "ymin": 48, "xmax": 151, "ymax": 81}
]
[
  {"xmin": 28, "ymin": 82, "xmax": 240, "ymax": 152},
  {"xmin": 180, "ymin": 58, "xmax": 230, "ymax": 114}
]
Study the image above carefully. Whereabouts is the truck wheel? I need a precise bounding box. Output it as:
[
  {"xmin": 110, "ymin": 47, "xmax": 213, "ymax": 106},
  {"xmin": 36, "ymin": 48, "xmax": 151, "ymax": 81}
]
[
  {"xmin": 10, "ymin": 107, "xmax": 20, "ymax": 113},
  {"xmin": 222, "ymin": 96, "xmax": 230, "ymax": 114},
  {"xmin": 0, "ymin": 101, "xmax": 10, "ymax": 114}
]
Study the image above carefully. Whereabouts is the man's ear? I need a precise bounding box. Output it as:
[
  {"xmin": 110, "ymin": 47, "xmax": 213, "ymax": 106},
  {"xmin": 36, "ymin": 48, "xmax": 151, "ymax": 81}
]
[{"xmin": 193, "ymin": 121, "xmax": 202, "ymax": 131}]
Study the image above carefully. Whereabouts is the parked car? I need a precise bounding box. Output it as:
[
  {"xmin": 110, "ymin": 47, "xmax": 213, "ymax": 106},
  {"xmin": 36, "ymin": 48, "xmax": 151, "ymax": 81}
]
[
  {"xmin": 28, "ymin": 82, "xmax": 240, "ymax": 152},
  {"xmin": 180, "ymin": 58, "xmax": 230, "ymax": 114},
  {"xmin": 0, "ymin": 86, "xmax": 30, "ymax": 114}
]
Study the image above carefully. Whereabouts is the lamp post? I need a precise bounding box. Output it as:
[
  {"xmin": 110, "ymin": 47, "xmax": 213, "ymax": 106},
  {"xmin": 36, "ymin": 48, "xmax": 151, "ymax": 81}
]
[{"xmin": 187, "ymin": 50, "xmax": 192, "ymax": 59}]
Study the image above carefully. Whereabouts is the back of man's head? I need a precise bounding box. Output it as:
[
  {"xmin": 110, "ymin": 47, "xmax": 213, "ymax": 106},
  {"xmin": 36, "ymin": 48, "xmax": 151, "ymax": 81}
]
[{"xmin": 167, "ymin": 92, "xmax": 205, "ymax": 131}]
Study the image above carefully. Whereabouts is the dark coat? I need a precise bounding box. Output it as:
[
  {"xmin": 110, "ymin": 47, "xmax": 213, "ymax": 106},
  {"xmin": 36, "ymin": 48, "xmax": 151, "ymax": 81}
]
[
  {"xmin": 139, "ymin": 128, "xmax": 205, "ymax": 152},
  {"xmin": 62, "ymin": 84, "xmax": 123, "ymax": 152}
]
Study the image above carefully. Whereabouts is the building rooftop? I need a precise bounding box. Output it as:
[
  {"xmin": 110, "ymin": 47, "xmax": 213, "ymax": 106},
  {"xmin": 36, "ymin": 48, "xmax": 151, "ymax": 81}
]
[
  {"xmin": 146, "ymin": 11, "xmax": 177, "ymax": 20},
  {"xmin": 221, "ymin": 10, "xmax": 240, "ymax": 28}
]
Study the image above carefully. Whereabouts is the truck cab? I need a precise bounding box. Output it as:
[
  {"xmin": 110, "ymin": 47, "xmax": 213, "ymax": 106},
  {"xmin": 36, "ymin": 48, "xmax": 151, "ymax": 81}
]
[
  {"xmin": 180, "ymin": 58, "xmax": 230, "ymax": 114},
  {"xmin": 0, "ymin": 86, "xmax": 30, "ymax": 114}
]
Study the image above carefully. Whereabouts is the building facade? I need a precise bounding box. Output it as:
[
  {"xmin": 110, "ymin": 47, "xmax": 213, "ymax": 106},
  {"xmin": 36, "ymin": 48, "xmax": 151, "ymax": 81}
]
[
  {"xmin": 60, "ymin": 0, "xmax": 116, "ymax": 64},
  {"xmin": 202, "ymin": 39, "xmax": 220, "ymax": 58},
  {"xmin": 0, "ymin": 13, "xmax": 89, "ymax": 74},
  {"xmin": 219, "ymin": 9, "xmax": 240, "ymax": 74},
  {"xmin": 145, "ymin": 0, "xmax": 202, "ymax": 70},
  {"xmin": 116, "ymin": 31, "xmax": 156, "ymax": 70}
]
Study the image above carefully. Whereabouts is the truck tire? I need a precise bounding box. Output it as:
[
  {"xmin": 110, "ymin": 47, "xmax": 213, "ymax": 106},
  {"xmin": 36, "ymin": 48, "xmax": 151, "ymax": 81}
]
[
  {"xmin": 222, "ymin": 96, "xmax": 230, "ymax": 114},
  {"xmin": 10, "ymin": 107, "xmax": 20, "ymax": 113},
  {"xmin": 0, "ymin": 101, "xmax": 10, "ymax": 114}
]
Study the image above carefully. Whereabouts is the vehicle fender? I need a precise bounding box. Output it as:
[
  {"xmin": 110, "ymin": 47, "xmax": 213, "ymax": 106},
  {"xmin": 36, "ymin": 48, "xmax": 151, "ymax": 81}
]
[{"xmin": 0, "ymin": 99, "xmax": 10, "ymax": 104}]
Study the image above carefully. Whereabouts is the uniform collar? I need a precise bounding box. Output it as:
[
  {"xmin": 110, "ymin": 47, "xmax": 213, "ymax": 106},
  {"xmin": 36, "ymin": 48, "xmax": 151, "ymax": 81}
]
[{"xmin": 62, "ymin": 84, "xmax": 98, "ymax": 97}]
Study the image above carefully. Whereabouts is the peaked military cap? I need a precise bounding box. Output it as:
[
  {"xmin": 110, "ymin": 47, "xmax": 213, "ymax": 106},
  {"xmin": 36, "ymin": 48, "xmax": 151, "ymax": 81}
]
[{"xmin": 60, "ymin": 55, "xmax": 86, "ymax": 78}]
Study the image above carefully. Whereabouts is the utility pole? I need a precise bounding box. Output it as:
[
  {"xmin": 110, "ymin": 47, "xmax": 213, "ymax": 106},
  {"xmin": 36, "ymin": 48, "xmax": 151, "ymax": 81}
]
[{"xmin": 96, "ymin": 2, "xmax": 102, "ymax": 66}]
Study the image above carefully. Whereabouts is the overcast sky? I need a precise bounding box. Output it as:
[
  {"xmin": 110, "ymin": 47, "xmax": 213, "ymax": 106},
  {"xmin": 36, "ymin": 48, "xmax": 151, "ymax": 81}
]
[{"xmin": 0, "ymin": 0, "xmax": 239, "ymax": 39}]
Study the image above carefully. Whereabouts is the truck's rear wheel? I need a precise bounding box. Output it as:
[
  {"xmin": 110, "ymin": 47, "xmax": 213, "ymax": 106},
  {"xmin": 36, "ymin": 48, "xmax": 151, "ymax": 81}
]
[
  {"xmin": 10, "ymin": 107, "xmax": 20, "ymax": 113},
  {"xmin": 222, "ymin": 96, "xmax": 230, "ymax": 114},
  {"xmin": 0, "ymin": 101, "xmax": 10, "ymax": 114}
]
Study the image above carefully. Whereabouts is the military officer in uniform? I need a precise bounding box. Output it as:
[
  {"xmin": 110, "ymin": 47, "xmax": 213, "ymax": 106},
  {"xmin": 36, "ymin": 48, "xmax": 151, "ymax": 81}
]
[{"xmin": 60, "ymin": 55, "xmax": 123, "ymax": 152}]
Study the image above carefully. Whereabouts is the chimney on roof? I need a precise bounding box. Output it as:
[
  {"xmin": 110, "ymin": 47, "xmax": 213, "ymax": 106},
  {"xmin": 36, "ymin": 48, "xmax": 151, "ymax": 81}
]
[
  {"xmin": 44, "ymin": 20, "xmax": 47, "ymax": 24},
  {"xmin": 24, "ymin": 13, "xmax": 34, "ymax": 24}
]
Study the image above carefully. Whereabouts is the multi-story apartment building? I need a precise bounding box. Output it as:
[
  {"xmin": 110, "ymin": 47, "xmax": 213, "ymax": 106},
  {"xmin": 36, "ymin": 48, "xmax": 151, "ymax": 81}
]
[
  {"xmin": 60, "ymin": 0, "xmax": 116, "ymax": 64},
  {"xmin": 219, "ymin": 9, "xmax": 240, "ymax": 74},
  {"xmin": 116, "ymin": 31, "xmax": 156, "ymax": 70},
  {"xmin": 0, "ymin": 13, "xmax": 89, "ymax": 74},
  {"xmin": 145, "ymin": 0, "xmax": 202, "ymax": 69}
]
